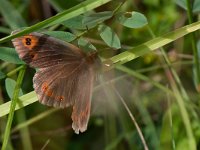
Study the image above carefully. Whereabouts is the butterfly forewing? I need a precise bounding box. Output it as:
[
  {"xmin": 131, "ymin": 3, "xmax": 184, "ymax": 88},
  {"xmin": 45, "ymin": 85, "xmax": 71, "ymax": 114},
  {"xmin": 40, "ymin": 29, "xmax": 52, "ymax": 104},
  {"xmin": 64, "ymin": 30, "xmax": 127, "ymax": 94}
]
[{"xmin": 12, "ymin": 32, "xmax": 85, "ymax": 68}]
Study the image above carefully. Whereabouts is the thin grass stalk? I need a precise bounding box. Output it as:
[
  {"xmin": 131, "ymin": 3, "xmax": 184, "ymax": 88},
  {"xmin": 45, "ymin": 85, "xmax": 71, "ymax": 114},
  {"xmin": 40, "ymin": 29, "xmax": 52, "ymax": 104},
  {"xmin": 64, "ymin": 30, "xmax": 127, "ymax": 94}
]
[
  {"xmin": 171, "ymin": 82, "xmax": 196, "ymax": 150},
  {"xmin": 147, "ymin": 26, "xmax": 190, "ymax": 101},
  {"xmin": 147, "ymin": 26, "xmax": 196, "ymax": 149},
  {"xmin": 1, "ymin": 65, "xmax": 26, "ymax": 150},
  {"xmin": 186, "ymin": 0, "xmax": 200, "ymax": 90},
  {"xmin": 12, "ymin": 108, "xmax": 59, "ymax": 133},
  {"xmin": 166, "ymin": 88, "xmax": 176, "ymax": 150},
  {"xmin": 16, "ymin": 109, "xmax": 33, "ymax": 150},
  {"xmin": 111, "ymin": 84, "xmax": 149, "ymax": 150}
]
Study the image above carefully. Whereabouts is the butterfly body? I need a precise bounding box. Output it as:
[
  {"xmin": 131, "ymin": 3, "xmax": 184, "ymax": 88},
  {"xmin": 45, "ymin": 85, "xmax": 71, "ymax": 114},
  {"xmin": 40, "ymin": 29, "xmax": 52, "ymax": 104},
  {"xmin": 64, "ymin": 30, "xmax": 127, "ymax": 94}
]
[{"xmin": 12, "ymin": 32, "xmax": 100, "ymax": 134}]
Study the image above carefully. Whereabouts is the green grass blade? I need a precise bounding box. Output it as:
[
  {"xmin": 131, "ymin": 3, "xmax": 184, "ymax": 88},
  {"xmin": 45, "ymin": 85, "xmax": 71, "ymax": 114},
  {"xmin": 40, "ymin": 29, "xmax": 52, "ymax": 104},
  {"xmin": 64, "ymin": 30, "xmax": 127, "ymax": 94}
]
[
  {"xmin": 105, "ymin": 21, "xmax": 200, "ymax": 67},
  {"xmin": 0, "ymin": 91, "xmax": 37, "ymax": 117},
  {"xmin": 5, "ymin": 78, "xmax": 33, "ymax": 150},
  {"xmin": 16, "ymin": 110, "xmax": 33, "ymax": 150},
  {"xmin": 185, "ymin": 0, "xmax": 200, "ymax": 89},
  {"xmin": 171, "ymin": 84, "xmax": 196, "ymax": 150},
  {"xmin": 0, "ymin": 0, "xmax": 112, "ymax": 43},
  {"xmin": 116, "ymin": 65, "xmax": 174, "ymax": 96},
  {"xmin": 12, "ymin": 108, "xmax": 59, "ymax": 133},
  {"xmin": 1, "ymin": 66, "xmax": 26, "ymax": 150}
]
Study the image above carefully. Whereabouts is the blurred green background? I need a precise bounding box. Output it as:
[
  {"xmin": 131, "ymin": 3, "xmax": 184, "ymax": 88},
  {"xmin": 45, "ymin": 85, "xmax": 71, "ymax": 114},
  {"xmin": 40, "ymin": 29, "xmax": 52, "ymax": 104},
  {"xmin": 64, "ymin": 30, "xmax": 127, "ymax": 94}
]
[{"xmin": 0, "ymin": 0, "xmax": 200, "ymax": 150}]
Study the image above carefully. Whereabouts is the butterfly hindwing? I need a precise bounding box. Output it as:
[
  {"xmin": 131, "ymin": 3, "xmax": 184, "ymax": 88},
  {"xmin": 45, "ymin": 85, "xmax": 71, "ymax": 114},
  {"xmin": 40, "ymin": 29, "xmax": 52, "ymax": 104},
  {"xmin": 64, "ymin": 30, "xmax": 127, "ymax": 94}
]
[
  {"xmin": 71, "ymin": 66, "xmax": 94, "ymax": 134},
  {"xmin": 33, "ymin": 61, "xmax": 96, "ymax": 133},
  {"xmin": 33, "ymin": 61, "xmax": 82, "ymax": 107}
]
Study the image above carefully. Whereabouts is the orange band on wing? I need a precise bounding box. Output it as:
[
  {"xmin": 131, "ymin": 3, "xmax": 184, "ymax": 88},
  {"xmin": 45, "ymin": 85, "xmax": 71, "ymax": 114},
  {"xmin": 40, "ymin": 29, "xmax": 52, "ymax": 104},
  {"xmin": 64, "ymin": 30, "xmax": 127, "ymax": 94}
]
[
  {"xmin": 22, "ymin": 35, "xmax": 38, "ymax": 49},
  {"xmin": 41, "ymin": 82, "xmax": 54, "ymax": 97},
  {"xmin": 41, "ymin": 82, "xmax": 48, "ymax": 92}
]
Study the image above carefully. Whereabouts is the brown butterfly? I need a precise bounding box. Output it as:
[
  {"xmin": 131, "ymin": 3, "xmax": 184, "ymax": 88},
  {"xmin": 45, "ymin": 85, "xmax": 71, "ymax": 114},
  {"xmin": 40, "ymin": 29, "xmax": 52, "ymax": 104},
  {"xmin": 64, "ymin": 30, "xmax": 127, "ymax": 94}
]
[{"xmin": 12, "ymin": 31, "xmax": 101, "ymax": 134}]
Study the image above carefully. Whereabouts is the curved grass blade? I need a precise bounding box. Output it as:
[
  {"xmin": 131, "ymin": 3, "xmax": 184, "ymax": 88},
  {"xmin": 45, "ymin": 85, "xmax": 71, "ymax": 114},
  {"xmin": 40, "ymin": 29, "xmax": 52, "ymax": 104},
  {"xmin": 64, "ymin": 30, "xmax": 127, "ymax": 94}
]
[
  {"xmin": 0, "ymin": 91, "xmax": 37, "ymax": 117},
  {"xmin": 104, "ymin": 21, "xmax": 200, "ymax": 68},
  {"xmin": 1, "ymin": 21, "xmax": 200, "ymax": 117},
  {"xmin": 1, "ymin": 66, "xmax": 26, "ymax": 150},
  {"xmin": 0, "ymin": 0, "xmax": 112, "ymax": 43}
]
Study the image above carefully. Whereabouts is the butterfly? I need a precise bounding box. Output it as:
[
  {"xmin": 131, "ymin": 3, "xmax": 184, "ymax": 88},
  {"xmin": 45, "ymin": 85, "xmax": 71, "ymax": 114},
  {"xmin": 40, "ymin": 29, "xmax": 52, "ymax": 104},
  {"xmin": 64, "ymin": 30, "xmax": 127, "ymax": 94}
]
[{"xmin": 12, "ymin": 31, "xmax": 101, "ymax": 134}]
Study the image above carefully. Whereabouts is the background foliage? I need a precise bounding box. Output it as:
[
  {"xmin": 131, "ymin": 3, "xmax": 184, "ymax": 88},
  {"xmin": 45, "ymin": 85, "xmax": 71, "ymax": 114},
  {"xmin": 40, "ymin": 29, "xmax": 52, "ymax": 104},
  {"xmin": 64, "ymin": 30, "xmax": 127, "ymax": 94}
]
[{"xmin": 0, "ymin": 0, "xmax": 200, "ymax": 150}]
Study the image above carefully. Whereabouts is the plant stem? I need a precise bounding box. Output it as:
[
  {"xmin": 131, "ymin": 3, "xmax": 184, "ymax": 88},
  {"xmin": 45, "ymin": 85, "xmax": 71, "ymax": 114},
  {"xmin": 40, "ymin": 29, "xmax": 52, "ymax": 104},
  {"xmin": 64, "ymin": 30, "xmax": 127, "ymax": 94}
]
[
  {"xmin": 7, "ymin": 65, "xmax": 24, "ymax": 77},
  {"xmin": 102, "ymin": 20, "xmax": 200, "ymax": 70},
  {"xmin": 111, "ymin": 84, "xmax": 149, "ymax": 150},
  {"xmin": 186, "ymin": 0, "xmax": 200, "ymax": 90},
  {"xmin": 147, "ymin": 26, "xmax": 189, "ymax": 101},
  {"xmin": 1, "ymin": 65, "xmax": 26, "ymax": 150}
]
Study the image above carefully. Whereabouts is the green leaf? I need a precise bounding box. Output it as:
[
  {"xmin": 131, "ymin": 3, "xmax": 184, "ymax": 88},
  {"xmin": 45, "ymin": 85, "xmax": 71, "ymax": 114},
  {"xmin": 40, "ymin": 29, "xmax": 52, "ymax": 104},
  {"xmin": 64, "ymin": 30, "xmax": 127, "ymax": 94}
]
[
  {"xmin": 0, "ymin": 0, "xmax": 27, "ymax": 29},
  {"xmin": 62, "ymin": 15, "xmax": 86, "ymax": 30},
  {"xmin": 5, "ymin": 78, "xmax": 23, "ymax": 99},
  {"xmin": 175, "ymin": 0, "xmax": 187, "ymax": 10},
  {"xmin": 48, "ymin": 0, "xmax": 79, "ymax": 12},
  {"xmin": 0, "ymin": 70, "xmax": 6, "ymax": 79},
  {"xmin": 193, "ymin": 0, "xmax": 200, "ymax": 13},
  {"xmin": 0, "ymin": 27, "xmax": 11, "ymax": 34},
  {"xmin": 48, "ymin": 0, "xmax": 67, "ymax": 11},
  {"xmin": 98, "ymin": 24, "xmax": 121, "ymax": 49},
  {"xmin": 78, "ymin": 38, "xmax": 97, "ymax": 52},
  {"xmin": 13, "ymin": 0, "xmax": 30, "ymax": 15},
  {"xmin": 82, "ymin": 11, "xmax": 113, "ymax": 28},
  {"xmin": 43, "ymin": 31, "xmax": 76, "ymax": 42},
  {"xmin": 0, "ymin": 47, "xmax": 24, "ymax": 64},
  {"xmin": 116, "ymin": 12, "xmax": 148, "ymax": 28},
  {"xmin": 175, "ymin": 0, "xmax": 200, "ymax": 13}
]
